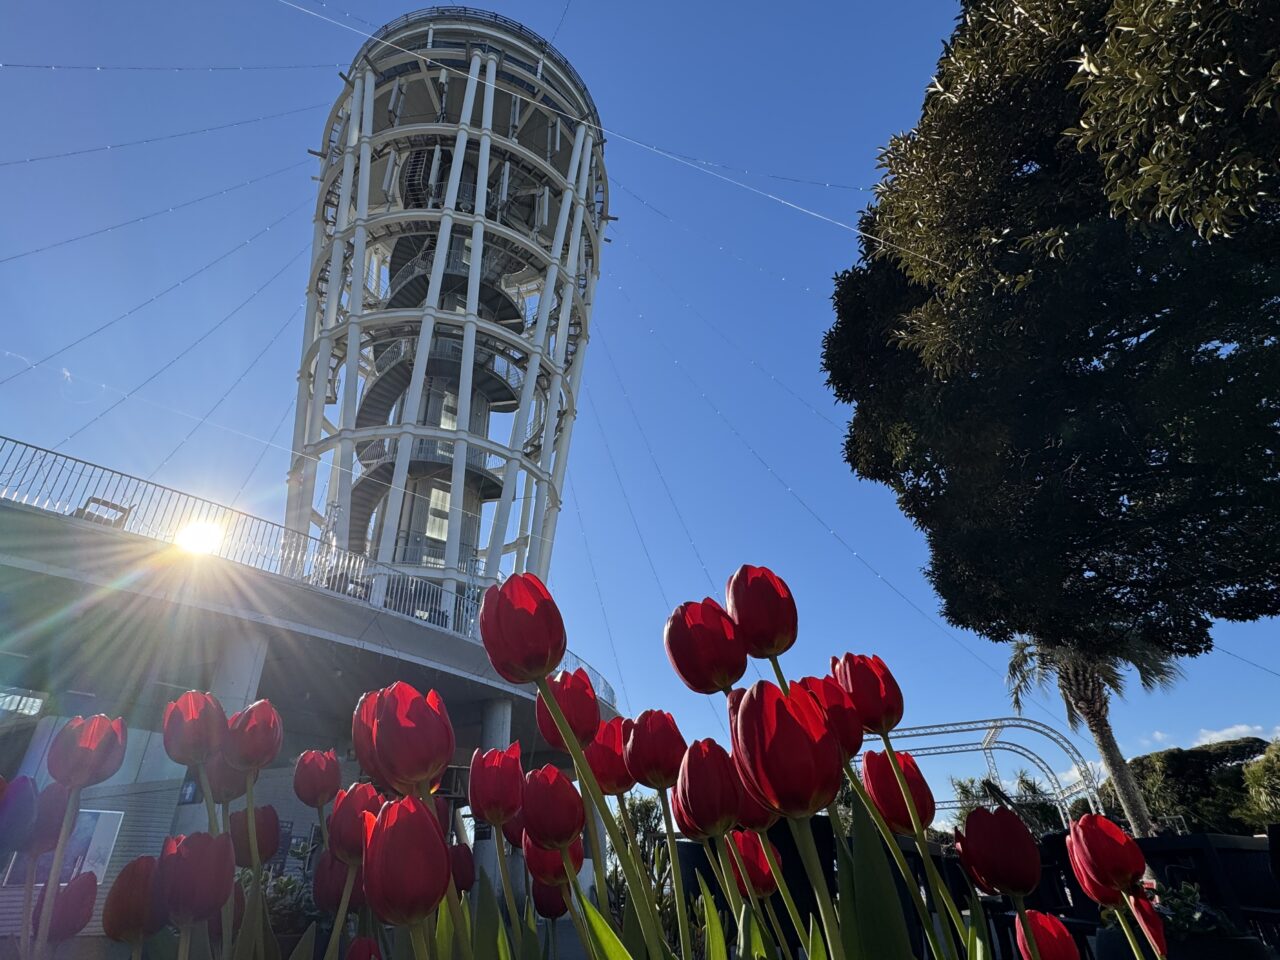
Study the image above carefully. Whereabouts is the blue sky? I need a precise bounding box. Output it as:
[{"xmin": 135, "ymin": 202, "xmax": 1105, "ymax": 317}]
[{"xmin": 3, "ymin": 0, "xmax": 1277, "ymax": 803}]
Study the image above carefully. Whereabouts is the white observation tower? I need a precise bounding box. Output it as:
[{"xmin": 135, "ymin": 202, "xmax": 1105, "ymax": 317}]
[{"xmin": 285, "ymin": 8, "xmax": 608, "ymax": 628}]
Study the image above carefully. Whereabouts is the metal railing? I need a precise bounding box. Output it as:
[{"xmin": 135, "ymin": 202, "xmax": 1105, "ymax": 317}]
[{"xmin": 0, "ymin": 435, "xmax": 616, "ymax": 705}]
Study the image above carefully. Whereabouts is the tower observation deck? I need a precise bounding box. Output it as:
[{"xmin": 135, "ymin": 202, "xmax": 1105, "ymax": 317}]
[{"xmin": 285, "ymin": 8, "xmax": 608, "ymax": 629}]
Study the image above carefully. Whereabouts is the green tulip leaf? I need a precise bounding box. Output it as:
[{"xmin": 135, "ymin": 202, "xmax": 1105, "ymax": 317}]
[
  {"xmin": 579, "ymin": 893, "xmax": 636, "ymax": 960},
  {"xmin": 436, "ymin": 902, "xmax": 455, "ymax": 960},
  {"xmin": 696, "ymin": 873, "xmax": 727, "ymax": 960},
  {"xmin": 620, "ymin": 890, "xmax": 646, "ymax": 960},
  {"xmin": 144, "ymin": 927, "xmax": 179, "ymax": 960},
  {"xmin": 846, "ymin": 795, "xmax": 914, "ymax": 960},
  {"xmin": 835, "ymin": 834, "xmax": 863, "ymax": 960},
  {"xmin": 808, "ymin": 914, "xmax": 828, "ymax": 960},
  {"xmin": 519, "ymin": 898, "xmax": 541, "ymax": 960},
  {"xmin": 191, "ymin": 920, "xmax": 214, "ymax": 960},
  {"xmin": 390, "ymin": 926, "xmax": 415, "ymax": 960},
  {"xmin": 735, "ymin": 903, "xmax": 770, "ymax": 960},
  {"xmin": 285, "ymin": 923, "xmax": 317, "ymax": 960},
  {"xmin": 233, "ymin": 883, "xmax": 264, "ymax": 960},
  {"xmin": 966, "ymin": 890, "xmax": 991, "ymax": 960}
]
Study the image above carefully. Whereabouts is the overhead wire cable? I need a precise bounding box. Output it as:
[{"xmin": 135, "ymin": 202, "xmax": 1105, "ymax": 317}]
[
  {"xmin": 53, "ymin": 243, "xmax": 310, "ymax": 449},
  {"xmin": 230, "ymin": 397, "xmax": 297, "ymax": 508},
  {"xmin": 147, "ymin": 304, "xmax": 303, "ymax": 479},
  {"xmin": 0, "ymin": 198, "xmax": 309, "ymax": 389},
  {"xmin": 0, "ymin": 103, "xmax": 326, "ymax": 167},
  {"xmin": 0, "ymin": 62, "xmax": 343, "ymax": 72},
  {"xmin": 0, "ymin": 159, "xmax": 311, "ymax": 264}
]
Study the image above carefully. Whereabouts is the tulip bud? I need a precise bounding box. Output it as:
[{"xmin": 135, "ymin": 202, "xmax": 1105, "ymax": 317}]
[
  {"xmin": 728, "ymin": 830, "xmax": 779, "ymax": 898},
  {"xmin": 861, "ymin": 751, "xmax": 934, "ymax": 834},
  {"xmin": 1066, "ymin": 814, "xmax": 1145, "ymax": 906},
  {"xmin": 314, "ymin": 849, "xmax": 365, "ymax": 913},
  {"xmin": 450, "ymin": 843, "xmax": 475, "ymax": 892},
  {"xmin": 434, "ymin": 794, "xmax": 453, "ymax": 836},
  {"xmin": 671, "ymin": 790, "xmax": 706, "ymax": 841},
  {"xmin": 362, "ymin": 796, "xmax": 451, "ymax": 926},
  {"xmin": 372, "ymin": 683, "xmax": 454, "ymax": 794},
  {"xmin": 584, "ymin": 718, "xmax": 636, "ymax": 796},
  {"xmin": 294, "ymin": 749, "xmax": 342, "ymax": 809},
  {"xmin": 501, "ymin": 810, "xmax": 525, "ymax": 850},
  {"xmin": 159, "ymin": 832, "xmax": 236, "ymax": 924},
  {"xmin": 955, "ymin": 807, "xmax": 1041, "ymax": 897},
  {"xmin": 674, "ymin": 739, "xmax": 740, "ymax": 838},
  {"xmin": 1130, "ymin": 893, "xmax": 1166, "ymax": 958},
  {"xmin": 0, "ymin": 776, "xmax": 39, "ymax": 855},
  {"xmin": 725, "ymin": 565, "xmax": 797, "ymax": 658},
  {"xmin": 735, "ymin": 778, "xmax": 780, "ymax": 832},
  {"xmin": 203, "ymin": 751, "xmax": 249, "ymax": 805},
  {"xmin": 830, "ymin": 654, "xmax": 903, "ymax": 734},
  {"xmin": 329, "ymin": 783, "xmax": 383, "ymax": 865},
  {"xmin": 103, "ymin": 855, "xmax": 167, "ymax": 944},
  {"xmin": 226, "ymin": 700, "xmax": 282, "ymax": 772},
  {"xmin": 532, "ymin": 880, "xmax": 570, "ymax": 919},
  {"xmin": 346, "ymin": 937, "xmax": 382, "ymax": 960},
  {"xmin": 163, "ymin": 691, "xmax": 227, "ymax": 767},
  {"xmin": 664, "ymin": 598, "xmax": 746, "ymax": 694},
  {"xmin": 48, "ymin": 715, "xmax": 127, "ymax": 788},
  {"xmin": 1016, "ymin": 910, "xmax": 1080, "ymax": 960},
  {"xmin": 523, "ymin": 765, "xmax": 584, "ymax": 850},
  {"xmin": 796, "ymin": 675, "xmax": 864, "ymax": 760},
  {"xmin": 624, "ymin": 710, "xmax": 687, "ymax": 790},
  {"xmin": 353, "ymin": 689, "xmax": 396, "ymax": 789},
  {"xmin": 522, "ymin": 831, "xmax": 583, "ymax": 886},
  {"xmin": 535, "ymin": 668, "xmax": 601, "ymax": 751},
  {"xmin": 229, "ymin": 805, "xmax": 280, "ymax": 868},
  {"xmin": 469, "ymin": 743, "xmax": 523, "ymax": 826},
  {"xmin": 732, "ymin": 681, "xmax": 843, "ymax": 818},
  {"xmin": 478, "ymin": 573, "xmax": 566, "ymax": 683},
  {"xmin": 33, "ymin": 870, "xmax": 96, "ymax": 942}
]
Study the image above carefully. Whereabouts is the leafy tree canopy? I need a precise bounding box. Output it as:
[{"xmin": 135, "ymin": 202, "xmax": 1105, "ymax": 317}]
[{"xmin": 822, "ymin": 0, "xmax": 1280, "ymax": 659}]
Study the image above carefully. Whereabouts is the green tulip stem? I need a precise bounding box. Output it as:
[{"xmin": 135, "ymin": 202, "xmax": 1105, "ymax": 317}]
[
  {"xmin": 245, "ymin": 775, "xmax": 266, "ymax": 960},
  {"xmin": 767, "ymin": 656, "xmax": 789, "ymax": 690},
  {"xmin": 1112, "ymin": 907, "xmax": 1148, "ymax": 960},
  {"xmin": 317, "ymin": 802, "xmax": 330, "ymax": 851},
  {"xmin": 1012, "ymin": 897, "xmax": 1043, "ymax": 960},
  {"xmin": 32, "ymin": 784, "xmax": 80, "ymax": 960},
  {"xmin": 763, "ymin": 899, "xmax": 796, "ymax": 960},
  {"xmin": 584, "ymin": 804, "xmax": 611, "ymax": 920},
  {"xmin": 842, "ymin": 763, "xmax": 949, "ymax": 960},
  {"xmin": 20, "ymin": 855, "xmax": 36, "ymax": 960},
  {"xmin": 534, "ymin": 676, "xmax": 665, "ymax": 960},
  {"xmin": 221, "ymin": 804, "xmax": 234, "ymax": 960},
  {"xmin": 755, "ymin": 829, "xmax": 806, "ymax": 949},
  {"xmin": 1124, "ymin": 895, "xmax": 1167, "ymax": 960},
  {"xmin": 322, "ymin": 863, "xmax": 357, "ymax": 960},
  {"xmin": 878, "ymin": 735, "xmax": 967, "ymax": 945},
  {"xmin": 562, "ymin": 848, "xmax": 598, "ymax": 960},
  {"xmin": 177, "ymin": 923, "xmax": 193, "ymax": 960},
  {"xmin": 198, "ymin": 764, "xmax": 220, "ymax": 835},
  {"xmin": 702, "ymin": 838, "xmax": 738, "ymax": 917},
  {"xmin": 658, "ymin": 789, "xmax": 695, "ymax": 960},
  {"xmin": 444, "ymin": 874, "xmax": 476, "ymax": 960},
  {"xmin": 494, "ymin": 831, "xmax": 525, "ymax": 955},
  {"xmin": 787, "ymin": 817, "xmax": 845, "ymax": 960},
  {"xmin": 408, "ymin": 922, "xmax": 432, "ymax": 960}
]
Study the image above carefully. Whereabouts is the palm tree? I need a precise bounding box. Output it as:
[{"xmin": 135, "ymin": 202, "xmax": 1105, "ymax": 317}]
[{"xmin": 1007, "ymin": 638, "xmax": 1183, "ymax": 838}]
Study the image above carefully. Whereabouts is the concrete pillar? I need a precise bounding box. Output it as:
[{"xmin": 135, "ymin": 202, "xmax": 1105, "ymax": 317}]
[
  {"xmin": 473, "ymin": 697, "xmax": 513, "ymax": 888},
  {"xmin": 208, "ymin": 632, "xmax": 269, "ymax": 716}
]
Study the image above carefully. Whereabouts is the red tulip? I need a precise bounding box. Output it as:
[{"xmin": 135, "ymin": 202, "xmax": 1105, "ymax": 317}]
[
  {"xmin": 862, "ymin": 750, "xmax": 934, "ymax": 834},
  {"xmin": 1130, "ymin": 892, "xmax": 1166, "ymax": 957},
  {"xmin": 736, "ymin": 780, "xmax": 780, "ymax": 832},
  {"xmin": 523, "ymin": 765, "xmax": 584, "ymax": 850},
  {"xmin": 1017, "ymin": 909, "xmax": 1080, "ymax": 960},
  {"xmin": 536, "ymin": 668, "xmax": 601, "ymax": 751},
  {"xmin": 163, "ymin": 691, "xmax": 227, "ymax": 767},
  {"xmin": 226, "ymin": 700, "xmax": 282, "ymax": 771},
  {"xmin": 675, "ymin": 739, "xmax": 740, "ymax": 838},
  {"xmin": 672, "ymin": 789, "xmax": 707, "ymax": 841},
  {"xmin": 624, "ymin": 710, "xmax": 687, "ymax": 790},
  {"xmin": 796, "ymin": 675, "xmax": 864, "ymax": 760},
  {"xmin": 353, "ymin": 689, "xmax": 395, "ymax": 788},
  {"xmin": 159, "ymin": 832, "xmax": 236, "ymax": 924},
  {"xmin": 664, "ymin": 598, "xmax": 746, "ymax": 694},
  {"xmin": 435, "ymin": 794, "xmax": 453, "ymax": 835},
  {"xmin": 28, "ymin": 782, "xmax": 71, "ymax": 856},
  {"xmin": 203, "ymin": 751, "xmax": 249, "ymax": 804},
  {"xmin": 208, "ymin": 883, "xmax": 245, "ymax": 941},
  {"xmin": 830, "ymin": 654, "xmax": 903, "ymax": 734},
  {"xmin": 347, "ymin": 937, "xmax": 382, "ymax": 960},
  {"xmin": 1066, "ymin": 815, "xmax": 1145, "ymax": 906},
  {"xmin": 103, "ymin": 855, "xmax": 167, "ymax": 943},
  {"xmin": 479, "ymin": 572, "xmax": 566, "ymax": 683},
  {"xmin": 585, "ymin": 717, "xmax": 636, "ymax": 796},
  {"xmin": 372, "ymin": 682, "xmax": 455, "ymax": 793},
  {"xmin": 0, "ymin": 776, "xmax": 39, "ymax": 854},
  {"xmin": 48, "ymin": 715, "xmax": 127, "ymax": 788},
  {"xmin": 294, "ymin": 749, "xmax": 342, "ymax": 808},
  {"xmin": 725, "ymin": 565, "xmax": 797, "ymax": 658},
  {"xmin": 314, "ymin": 849, "xmax": 365, "ymax": 912},
  {"xmin": 732, "ymin": 681, "xmax": 843, "ymax": 818},
  {"xmin": 230, "ymin": 804, "xmax": 279, "ymax": 867},
  {"xmin": 450, "ymin": 843, "xmax": 475, "ymax": 891},
  {"xmin": 728, "ymin": 830, "xmax": 779, "ymax": 897},
  {"xmin": 469, "ymin": 743, "xmax": 524, "ymax": 826},
  {"xmin": 955, "ymin": 807, "xmax": 1041, "ymax": 896},
  {"xmin": 362, "ymin": 795, "xmax": 451, "ymax": 925},
  {"xmin": 522, "ymin": 831, "xmax": 583, "ymax": 886},
  {"xmin": 0, "ymin": 776, "xmax": 6, "ymax": 801},
  {"xmin": 33, "ymin": 870, "xmax": 96, "ymax": 942},
  {"xmin": 502, "ymin": 810, "xmax": 525, "ymax": 849},
  {"xmin": 532, "ymin": 880, "xmax": 570, "ymax": 919},
  {"xmin": 329, "ymin": 783, "xmax": 383, "ymax": 865}
]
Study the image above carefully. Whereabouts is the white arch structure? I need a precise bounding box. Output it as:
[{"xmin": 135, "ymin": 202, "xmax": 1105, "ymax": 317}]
[{"xmin": 888, "ymin": 716, "xmax": 1102, "ymax": 826}]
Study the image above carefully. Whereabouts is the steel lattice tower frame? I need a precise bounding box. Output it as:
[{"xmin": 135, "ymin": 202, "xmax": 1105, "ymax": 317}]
[{"xmin": 285, "ymin": 8, "xmax": 607, "ymax": 625}]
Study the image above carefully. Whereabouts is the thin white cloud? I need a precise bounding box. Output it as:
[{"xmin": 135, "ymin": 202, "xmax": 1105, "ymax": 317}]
[
  {"xmin": 1151, "ymin": 731, "xmax": 1170, "ymax": 744},
  {"xmin": 1191, "ymin": 723, "xmax": 1279, "ymax": 746}
]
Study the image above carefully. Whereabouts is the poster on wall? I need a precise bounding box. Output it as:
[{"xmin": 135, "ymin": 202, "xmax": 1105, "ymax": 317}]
[{"xmin": 2, "ymin": 809, "xmax": 124, "ymax": 887}]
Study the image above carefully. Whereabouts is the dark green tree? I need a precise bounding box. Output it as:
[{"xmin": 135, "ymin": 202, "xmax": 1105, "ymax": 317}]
[
  {"xmin": 1234, "ymin": 739, "xmax": 1280, "ymax": 828},
  {"xmin": 822, "ymin": 0, "xmax": 1280, "ymax": 675}
]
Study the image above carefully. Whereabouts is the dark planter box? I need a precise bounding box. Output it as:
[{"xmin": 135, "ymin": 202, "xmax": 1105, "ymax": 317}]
[{"xmin": 1095, "ymin": 926, "xmax": 1273, "ymax": 960}]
